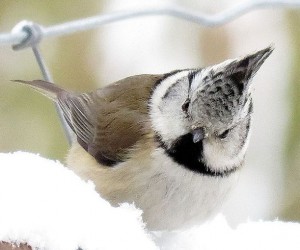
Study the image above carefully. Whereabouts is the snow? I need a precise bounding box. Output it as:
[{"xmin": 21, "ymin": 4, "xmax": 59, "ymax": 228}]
[
  {"xmin": 0, "ymin": 152, "xmax": 156, "ymax": 250},
  {"xmin": 0, "ymin": 152, "xmax": 299, "ymax": 250},
  {"xmin": 155, "ymin": 216, "xmax": 300, "ymax": 250}
]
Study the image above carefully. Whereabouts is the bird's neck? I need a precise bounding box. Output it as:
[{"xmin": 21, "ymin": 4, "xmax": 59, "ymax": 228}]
[{"xmin": 155, "ymin": 132, "xmax": 242, "ymax": 177}]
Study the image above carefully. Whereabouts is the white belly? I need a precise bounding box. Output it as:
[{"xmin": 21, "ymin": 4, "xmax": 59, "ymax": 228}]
[{"xmin": 67, "ymin": 142, "xmax": 240, "ymax": 230}]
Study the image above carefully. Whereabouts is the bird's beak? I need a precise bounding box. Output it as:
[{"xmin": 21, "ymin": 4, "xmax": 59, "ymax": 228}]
[{"xmin": 191, "ymin": 127, "xmax": 206, "ymax": 143}]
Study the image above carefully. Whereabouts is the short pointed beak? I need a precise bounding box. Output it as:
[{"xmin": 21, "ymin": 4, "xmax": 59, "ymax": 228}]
[{"xmin": 192, "ymin": 127, "xmax": 206, "ymax": 143}]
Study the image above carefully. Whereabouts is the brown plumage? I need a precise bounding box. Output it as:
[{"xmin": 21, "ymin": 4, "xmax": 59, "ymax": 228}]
[{"xmin": 15, "ymin": 74, "xmax": 163, "ymax": 166}]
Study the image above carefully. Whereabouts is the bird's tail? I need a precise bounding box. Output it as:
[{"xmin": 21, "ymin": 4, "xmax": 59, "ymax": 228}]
[{"xmin": 12, "ymin": 80, "xmax": 66, "ymax": 102}]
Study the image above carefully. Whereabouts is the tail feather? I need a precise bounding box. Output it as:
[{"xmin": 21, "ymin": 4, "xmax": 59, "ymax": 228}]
[{"xmin": 12, "ymin": 80, "xmax": 66, "ymax": 101}]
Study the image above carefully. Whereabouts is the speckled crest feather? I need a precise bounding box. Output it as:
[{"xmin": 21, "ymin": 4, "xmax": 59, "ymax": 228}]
[{"xmin": 189, "ymin": 46, "xmax": 273, "ymax": 130}]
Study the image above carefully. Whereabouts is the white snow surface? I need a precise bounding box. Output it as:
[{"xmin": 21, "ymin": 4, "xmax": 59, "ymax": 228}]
[{"xmin": 0, "ymin": 152, "xmax": 299, "ymax": 250}]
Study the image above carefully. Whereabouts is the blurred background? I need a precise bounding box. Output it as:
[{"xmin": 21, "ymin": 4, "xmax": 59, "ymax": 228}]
[{"xmin": 0, "ymin": 0, "xmax": 299, "ymax": 227}]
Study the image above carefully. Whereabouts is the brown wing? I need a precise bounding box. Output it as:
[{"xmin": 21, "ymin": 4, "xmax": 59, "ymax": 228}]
[{"xmin": 58, "ymin": 74, "xmax": 163, "ymax": 166}]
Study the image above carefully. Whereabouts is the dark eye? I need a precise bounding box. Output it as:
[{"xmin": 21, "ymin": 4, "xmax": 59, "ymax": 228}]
[
  {"xmin": 182, "ymin": 98, "xmax": 190, "ymax": 113},
  {"xmin": 218, "ymin": 129, "xmax": 230, "ymax": 139}
]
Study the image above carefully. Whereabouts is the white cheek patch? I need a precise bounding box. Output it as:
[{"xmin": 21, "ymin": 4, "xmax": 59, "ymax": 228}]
[
  {"xmin": 203, "ymin": 127, "xmax": 251, "ymax": 172},
  {"xmin": 149, "ymin": 70, "xmax": 191, "ymax": 145},
  {"xmin": 151, "ymin": 71, "xmax": 190, "ymax": 105},
  {"xmin": 203, "ymin": 141, "xmax": 245, "ymax": 172}
]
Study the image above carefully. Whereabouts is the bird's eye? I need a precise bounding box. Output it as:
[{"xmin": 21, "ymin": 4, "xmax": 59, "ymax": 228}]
[
  {"xmin": 218, "ymin": 129, "xmax": 230, "ymax": 139},
  {"xmin": 182, "ymin": 98, "xmax": 190, "ymax": 113}
]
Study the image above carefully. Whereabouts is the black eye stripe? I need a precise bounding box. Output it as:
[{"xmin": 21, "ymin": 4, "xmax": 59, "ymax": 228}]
[
  {"xmin": 181, "ymin": 98, "xmax": 190, "ymax": 113},
  {"xmin": 218, "ymin": 129, "xmax": 230, "ymax": 139},
  {"xmin": 188, "ymin": 70, "xmax": 197, "ymax": 89},
  {"xmin": 187, "ymin": 69, "xmax": 200, "ymax": 95},
  {"xmin": 217, "ymin": 123, "xmax": 238, "ymax": 139}
]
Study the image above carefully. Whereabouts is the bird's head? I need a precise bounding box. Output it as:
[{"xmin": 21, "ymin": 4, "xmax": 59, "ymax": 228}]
[{"xmin": 150, "ymin": 46, "xmax": 273, "ymax": 174}]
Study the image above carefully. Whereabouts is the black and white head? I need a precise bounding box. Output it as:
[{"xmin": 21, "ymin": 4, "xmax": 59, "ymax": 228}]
[{"xmin": 150, "ymin": 46, "xmax": 273, "ymax": 176}]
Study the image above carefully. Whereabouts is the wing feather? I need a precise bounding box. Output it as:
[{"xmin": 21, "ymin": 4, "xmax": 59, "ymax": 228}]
[{"xmin": 57, "ymin": 74, "xmax": 162, "ymax": 166}]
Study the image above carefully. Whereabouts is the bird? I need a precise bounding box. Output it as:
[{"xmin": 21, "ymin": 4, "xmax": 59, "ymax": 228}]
[{"xmin": 15, "ymin": 46, "xmax": 273, "ymax": 231}]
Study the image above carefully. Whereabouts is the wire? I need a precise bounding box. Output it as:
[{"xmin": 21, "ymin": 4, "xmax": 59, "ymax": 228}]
[
  {"xmin": 31, "ymin": 46, "xmax": 73, "ymax": 145},
  {"xmin": 1, "ymin": 0, "xmax": 300, "ymax": 47}
]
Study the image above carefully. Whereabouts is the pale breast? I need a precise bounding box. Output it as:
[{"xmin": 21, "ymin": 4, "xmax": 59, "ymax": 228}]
[{"xmin": 67, "ymin": 141, "xmax": 240, "ymax": 231}]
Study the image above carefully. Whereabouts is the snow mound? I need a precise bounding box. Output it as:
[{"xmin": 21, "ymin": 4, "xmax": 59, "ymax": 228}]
[
  {"xmin": 0, "ymin": 152, "xmax": 157, "ymax": 250},
  {"xmin": 0, "ymin": 152, "xmax": 299, "ymax": 250}
]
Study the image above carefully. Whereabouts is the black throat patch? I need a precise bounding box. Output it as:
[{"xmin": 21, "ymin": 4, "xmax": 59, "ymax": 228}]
[{"xmin": 156, "ymin": 133, "xmax": 239, "ymax": 177}]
